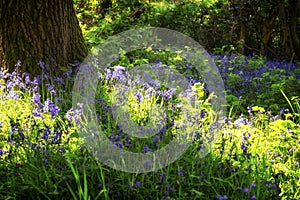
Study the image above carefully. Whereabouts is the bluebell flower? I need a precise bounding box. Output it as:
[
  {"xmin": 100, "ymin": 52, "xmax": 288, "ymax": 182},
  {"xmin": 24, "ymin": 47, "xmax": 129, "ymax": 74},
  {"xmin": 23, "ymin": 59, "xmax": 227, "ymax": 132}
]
[
  {"xmin": 142, "ymin": 144, "xmax": 153, "ymax": 153},
  {"xmin": 7, "ymin": 137, "xmax": 12, "ymax": 144},
  {"xmin": 32, "ymin": 111, "xmax": 42, "ymax": 118},
  {"xmin": 38, "ymin": 61, "xmax": 45, "ymax": 70},
  {"xmin": 150, "ymin": 79, "xmax": 160, "ymax": 89},
  {"xmin": 214, "ymin": 194, "xmax": 228, "ymax": 200},
  {"xmin": 58, "ymin": 148, "xmax": 66, "ymax": 154},
  {"xmin": 134, "ymin": 181, "xmax": 142, "ymax": 188},
  {"xmin": 270, "ymin": 183, "xmax": 278, "ymax": 190},
  {"xmin": 153, "ymin": 135, "xmax": 160, "ymax": 149},
  {"xmin": 134, "ymin": 91, "xmax": 143, "ymax": 103},
  {"xmin": 0, "ymin": 149, "xmax": 8, "ymax": 156},
  {"xmin": 250, "ymin": 182, "xmax": 256, "ymax": 188},
  {"xmin": 114, "ymin": 141, "xmax": 123, "ymax": 149},
  {"xmin": 200, "ymin": 110, "xmax": 205, "ymax": 118},
  {"xmin": 162, "ymin": 88, "xmax": 176, "ymax": 101},
  {"xmin": 178, "ymin": 166, "xmax": 184, "ymax": 177},
  {"xmin": 0, "ymin": 68, "xmax": 5, "ymax": 79},
  {"xmin": 42, "ymin": 158, "xmax": 48, "ymax": 165},
  {"xmin": 45, "ymin": 83, "xmax": 56, "ymax": 95},
  {"xmin": 32, "ymin": 92, "xmax": 42, "ymax": 106},
  {"xmin": 41, "ymin": 125, "xmax": 51, "ymax": 140},
  {"xmin": 112, "ymin": 65, "xmax": 127, "ymax": 81},
  {"xmin": 6, "ymin": 90, "xmax": 20, "ymax": 100},
  {"xmin": 200, "ymin": 172, "xmax": 205, "ymax": 182},
  {"xmin": 6, "ymin": 81, "xmax": 13, "ymax": 90},
  {"xmin": 15, "ymin": 60, "xmax": 21, "ymax": 67},
  {"xmin": 105, "ymin": 68, "xmax": 112, "ymax": 80},
  {"xmin": 159, "ymin": 172, "xmax": 167, "ymax": 184}
]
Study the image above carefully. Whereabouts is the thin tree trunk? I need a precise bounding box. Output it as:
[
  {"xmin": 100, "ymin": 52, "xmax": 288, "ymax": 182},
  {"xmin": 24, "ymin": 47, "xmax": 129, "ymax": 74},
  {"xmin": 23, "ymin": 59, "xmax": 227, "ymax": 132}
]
[
  {"xmin": 238, "ymin": 4, "xmax": 246, "ymax": 54},
  {"xmin": 260, "ymin": 12, "xmax": 276, "ymax": 57},
  {"xmin": 289, "ymin": 0, "xmax": 300, "ymax": 60},
  {"xmin": 238, "ymin": 21, "xmax": 246, "ymax": 54},
  {"xmin": 278, "ymin": 1, "xmax": 294, "ymax": 59},
  {"xmin": 0, "ymin": 0, "xmax": 88, "ymax": 76}
]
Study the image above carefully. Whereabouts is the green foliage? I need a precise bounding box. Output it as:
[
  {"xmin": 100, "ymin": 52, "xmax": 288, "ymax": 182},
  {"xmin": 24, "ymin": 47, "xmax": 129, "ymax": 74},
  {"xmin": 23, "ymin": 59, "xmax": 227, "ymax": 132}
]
[{"xmin": 1, "ymin": 1, "xmax": 300, "ymax": 199}]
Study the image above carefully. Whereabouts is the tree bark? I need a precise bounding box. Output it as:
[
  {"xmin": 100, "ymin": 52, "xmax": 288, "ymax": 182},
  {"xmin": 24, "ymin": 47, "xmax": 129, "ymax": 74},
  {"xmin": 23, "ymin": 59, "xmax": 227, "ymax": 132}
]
[
  {"xmin": 238, "ymin": 3, "xmax": 246, "ymax": 54},
  {"xmin": 100, "ymin": 0, "xmax": 112, "ymax": 17},
  {"xmin": 0, "ymin": 0, "xmax": 88, "ymax": 76},
  {"xmin": 289, "ymin": 0, "xmax": 300, "ymax": 60},
  {"xmin": 260, "ymin": 11, "xmax": 276, "ymax": 57},
  {"xmin": 278, "ymin": 1, "xmax": 293, "ymax": 59}
]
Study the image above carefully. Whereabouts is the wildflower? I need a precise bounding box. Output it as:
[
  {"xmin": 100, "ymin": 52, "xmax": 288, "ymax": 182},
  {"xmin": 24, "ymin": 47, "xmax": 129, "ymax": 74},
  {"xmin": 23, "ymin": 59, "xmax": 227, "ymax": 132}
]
[
  {"xmin": 32, "ymin": 93, "xmax": 42, "ymax": 106},
  {"xmin": 161, "ymin": 88, "xmax": 176, "ymax": 101},
  {"xmin": 244, "ymin": 188, "xmax": 249, "ymax": 193},
  {"xmin": 58, "ymin": 148, "xmax": 66, "ymax": 154},
  {"xmin": 0, "ymin": 149, "xmax": 8, "ymax": 156},
  {"xmin": 270, "ymin": 183, "xmax": 278, "ymax": 190},
  {"xmin": 200, "ymin": 172, "xmax": 205, "ymax": 182},
  {"xmin": 15, "ymin": 60, "xmax": 21, "ymax": 67},
  {"xmin": 6, "ymin": 81, "xmax": 13, "ymax": 90},
  {"xmin": 153, "ymin": 135, "xmax": 160, "ymax": 149},
  {"xmin": 178, "ymin": 166, "xmax": 184, "ymax": 177},
  {"xmin": 250, "ymin": 182, "xmax": 256, "ymax": 188},
  {"xmin": 214, "ymin": 195, "xmax": 228, "ymax": 200},
  {"xmin": 44, "ymin": 98, "xmax": 60, "ymax": 118},
  {"xmin": 42, "ymin": 158, "xmax": 48, "ymax": 165},
  {"xmin": 263, "ymin": 181, "xmax": 272, "ymax": 185},
  {"xmin": 134, "ymin": 91, "xmax": 143, "ymax": 103},
  {"xmin": 114, "ymin": 141, "xmax": 123, "ymax": 149},
  {"xmin": 112, "ymin": 65, "xmax": 127, "ymax": 81},
  {"xmin": 38, "ymin": 61, "xmax": 45, "ymax": 70},
  {"xmin": 165, "ymin": 184, "xmax": 174, "ymax": 192},
  {"xmin": 159, "ymin": 126, "xmax": 167, "ymax": 136},
  {"xmin": 233, "ymin": 153, "xmax": 238, "ymax": 161},
  {"xmin": 46, "ymin": 83, "xmax": 56, "ymax": 95},
  {"xmin": 150, "ymin": 79, "xmax": 160, "ymax": 89},
  {"xmin": 142, "ymin": 144, "xmax": 153, "ymax": 154},
  {"xmin": 200, "ymin": 109, "xmax": 205, "ymax": 118},
  {"xmin": 6, "ymin": 90, "xmax": 20, "ymax": 100},
  {"xmin": 125, "ymin": 134, "xmax": 131, "ymax": 148},
  {"xmin": 134, "ymin": 181, "xmax": 142, "ymax": 188},
  {"xmin": 250, "ymin": 195, "xmax": 256, "ymax": 200},
  {"xmin": 41, "ymin": 125, "xmax": 51, "ymax": 140},
  {"xmin": 159, "ymin": 172, "xmax": 166, "ymax": 184},
  {"xmin": 234, "ymin": 114, "xmax": 250, "ymax": 128}
]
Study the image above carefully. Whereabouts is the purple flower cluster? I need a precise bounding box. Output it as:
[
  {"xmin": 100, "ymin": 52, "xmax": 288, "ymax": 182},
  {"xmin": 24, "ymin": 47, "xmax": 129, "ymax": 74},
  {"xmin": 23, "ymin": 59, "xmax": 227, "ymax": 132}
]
[
  {"xmin": 1, "ymin": 56, "xmax": 297, "ymax": 199},
  {"xmin": 214, "ymin": 53, "xmax": 300, "ymax": 112},
  {"xmin": 0, "ymin": 61, "xmax": 83, "ymax": 169}
]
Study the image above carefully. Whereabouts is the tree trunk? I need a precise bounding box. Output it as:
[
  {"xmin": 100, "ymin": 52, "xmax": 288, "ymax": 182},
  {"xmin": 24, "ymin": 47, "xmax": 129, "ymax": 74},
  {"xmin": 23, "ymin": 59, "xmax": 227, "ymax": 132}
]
[
  {"xmin": 0, "ymin": 0, "xmax": 88, "ymax": 76},
  {"xmin": 289, "ymin": 0, "xmax": 300, "ymax": 60},
  {"xmin": 238, "ymin": 4, "xmax": 246, "ymax": 54},
  {"xmin": 260, "ymin": 11, "xmax": 276, "ymax": 57},
  {"xmin": 100, "ymin": 0, "xmax": 112, "ymax": 17},
  {"xmin": 278, "ymin": 1, "xmax": 294, "ymax": 59}
]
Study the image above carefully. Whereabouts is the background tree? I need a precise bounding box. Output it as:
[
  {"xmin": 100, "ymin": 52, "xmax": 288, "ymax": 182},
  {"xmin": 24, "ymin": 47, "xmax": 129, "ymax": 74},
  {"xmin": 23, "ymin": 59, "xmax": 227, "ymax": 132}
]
[
  {"xmin": 228, "ymin": 0, "xmax": 300, "ymax": 60},
  {"xmin": 0, "ymin": 0, "xmax": 88, "ymax": 76}
]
